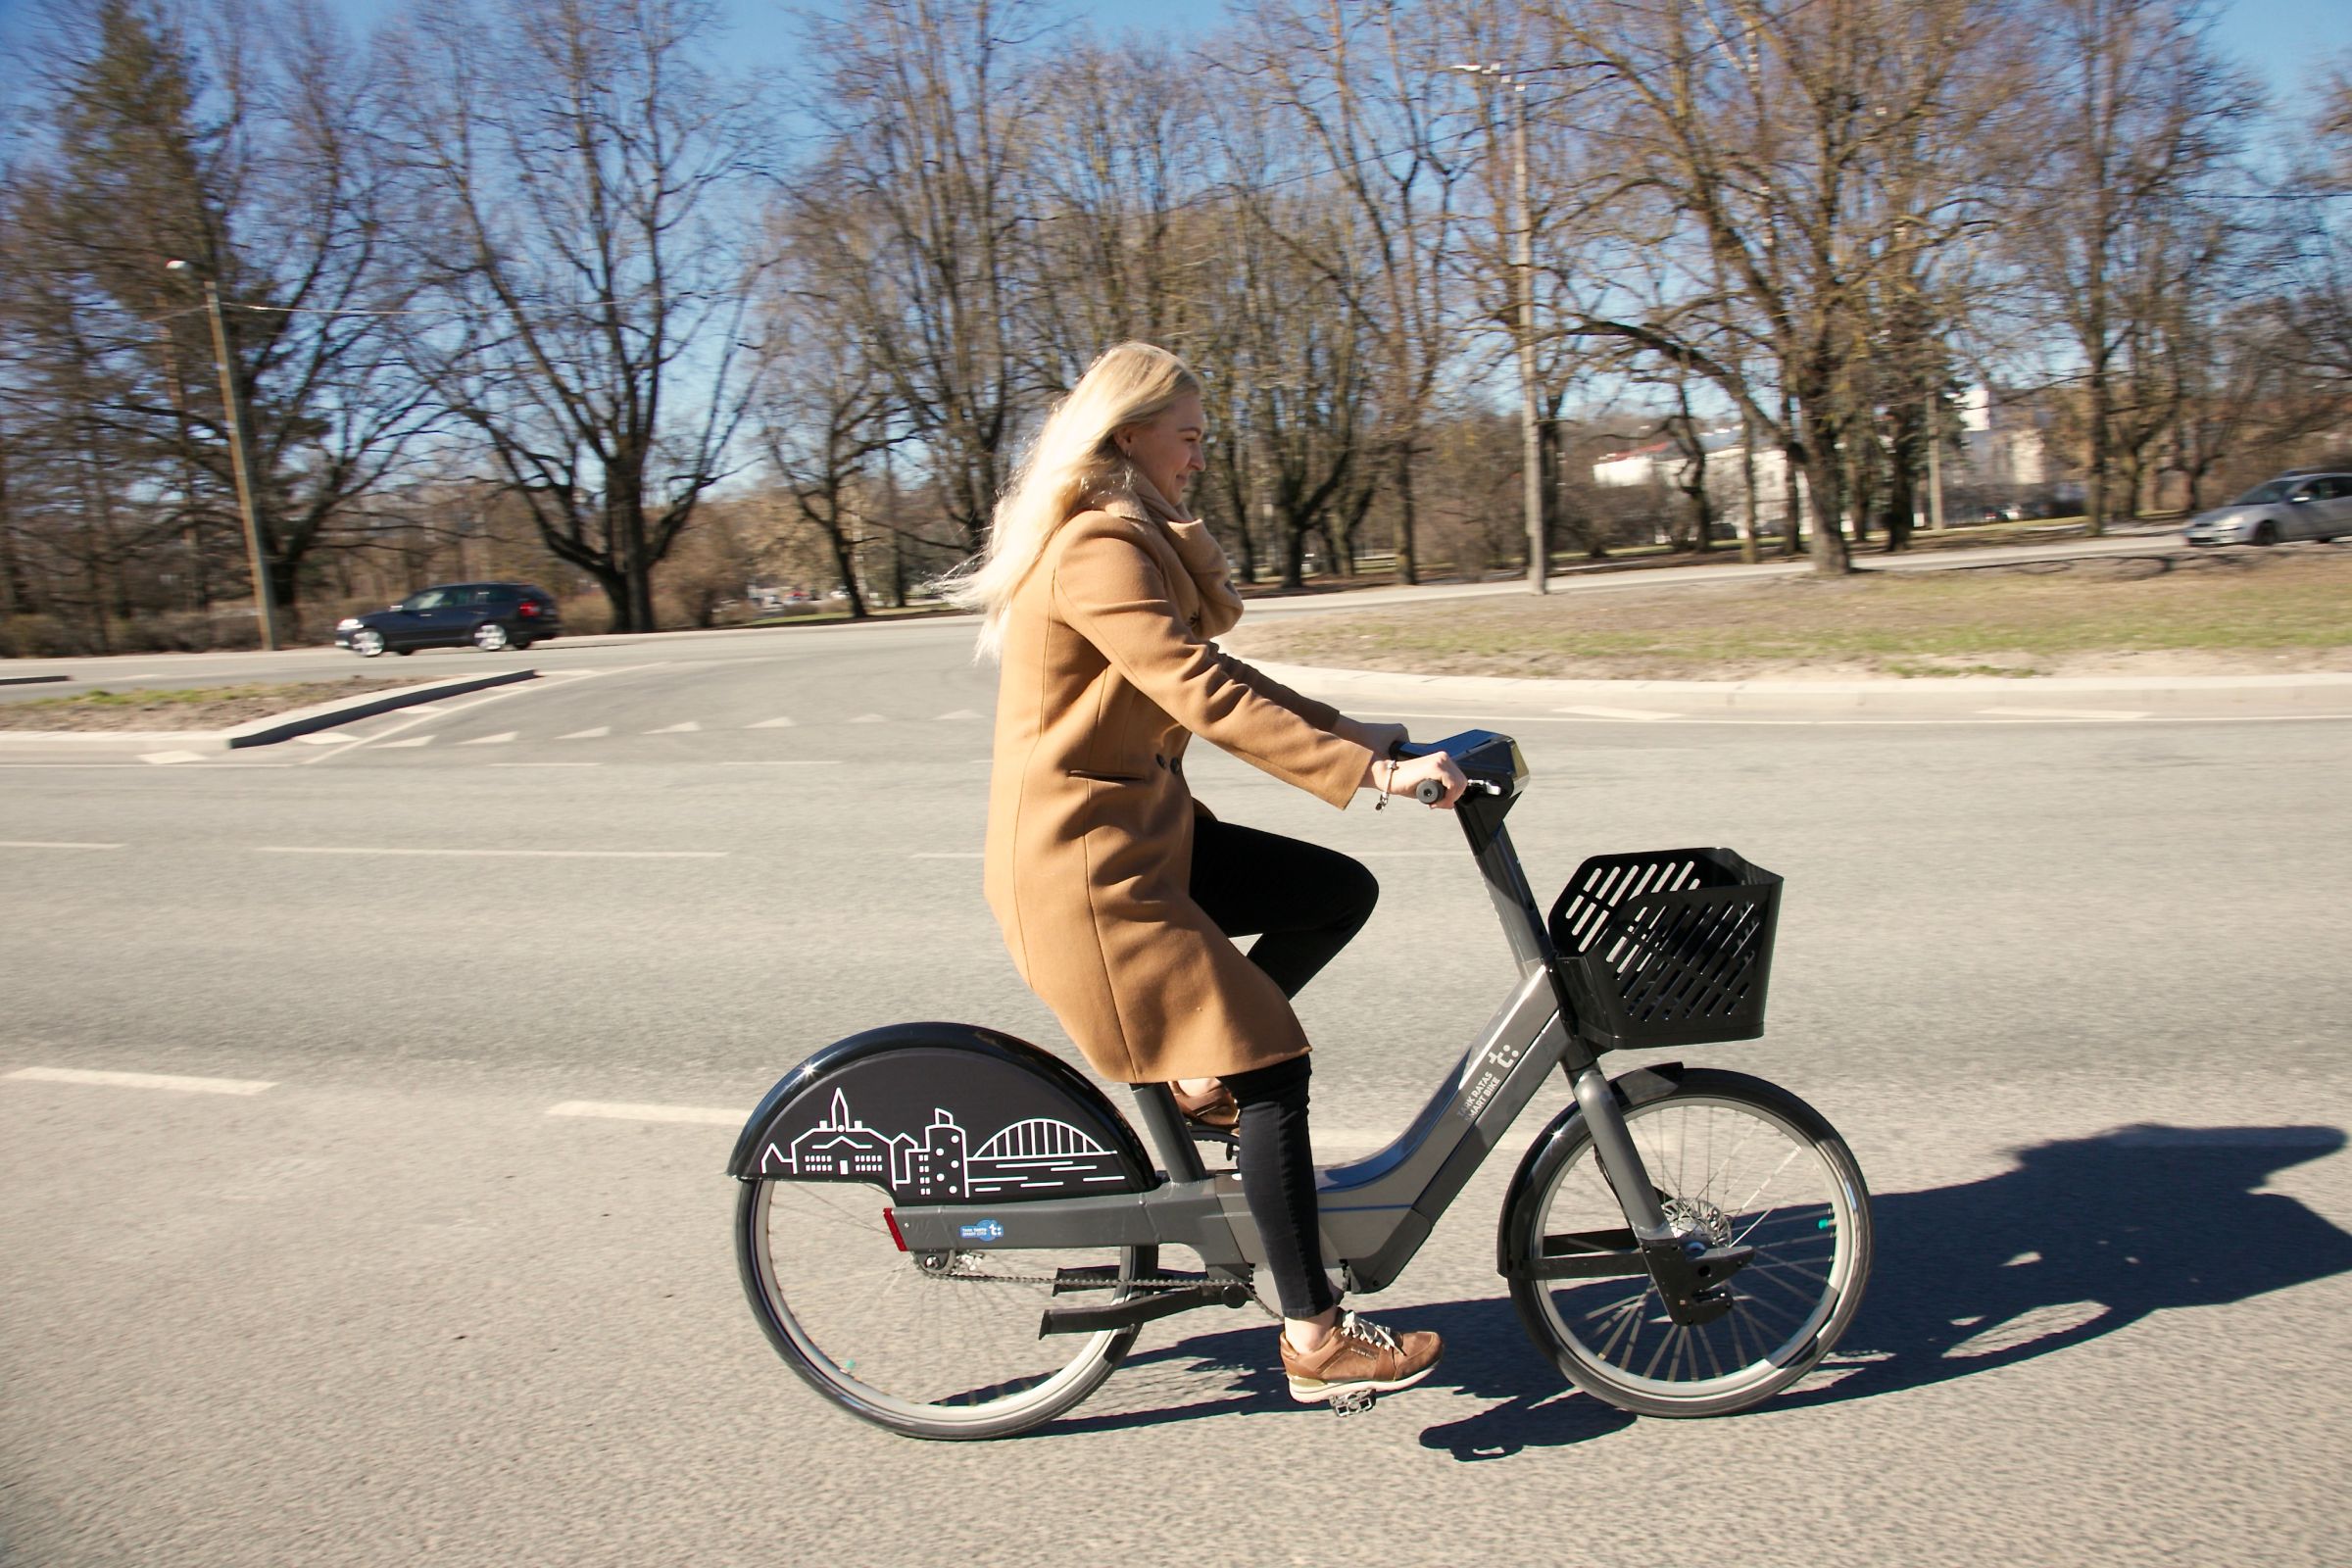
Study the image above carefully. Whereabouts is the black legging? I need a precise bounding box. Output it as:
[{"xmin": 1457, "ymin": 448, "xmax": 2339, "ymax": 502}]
[{"xmin": 1189, "ymin": 816, "xmax": 1378, "ymax": 1320}]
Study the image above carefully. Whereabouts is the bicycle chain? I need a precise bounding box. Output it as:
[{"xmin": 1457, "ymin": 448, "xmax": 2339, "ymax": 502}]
[{"xmin": 921, "ymin": 1255, "xmax": 1278, "ymax": 1315}]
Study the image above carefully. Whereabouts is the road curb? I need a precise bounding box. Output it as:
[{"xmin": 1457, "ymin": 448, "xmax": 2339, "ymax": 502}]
[
  {"xmin": 0, "ymin": 674, "xmax": 70, "ymax": 686},
  {"xmin": 0, "ymin": 668, "xmax": 537, "ymax": 753},
  {"xmin": 1252, "ymin": 661, "xmax": 2352, "ymax": 714}
]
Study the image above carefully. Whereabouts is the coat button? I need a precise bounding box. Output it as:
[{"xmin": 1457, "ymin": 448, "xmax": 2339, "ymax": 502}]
[{"xmin": 1153, "ymin": 754, "xmax": 1167, "ymax": 768}]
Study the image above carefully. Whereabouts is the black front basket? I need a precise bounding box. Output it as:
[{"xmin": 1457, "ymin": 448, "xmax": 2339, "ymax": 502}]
[{"xmin": 1547, "ymin": 847, "xmax": 1783, "ymax": 1052}]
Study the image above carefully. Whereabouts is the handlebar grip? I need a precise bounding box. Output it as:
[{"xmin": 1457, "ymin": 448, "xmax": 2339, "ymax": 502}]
[{"xmin": 1413, "ymin": 777, "xmax": 1446, "ymax": 806}]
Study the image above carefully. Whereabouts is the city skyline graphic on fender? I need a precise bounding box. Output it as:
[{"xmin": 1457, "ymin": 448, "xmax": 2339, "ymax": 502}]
[{"xmin": 760, "ymin": 1086, "xmax": 1130, "ymax": 1200}]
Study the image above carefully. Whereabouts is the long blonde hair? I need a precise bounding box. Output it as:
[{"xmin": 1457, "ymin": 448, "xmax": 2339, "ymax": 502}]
[{"xmin": 944, "ymin": 341, "xmax": 1203, "ymax": 659}]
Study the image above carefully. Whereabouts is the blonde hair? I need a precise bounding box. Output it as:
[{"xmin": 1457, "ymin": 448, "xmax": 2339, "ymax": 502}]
[{"xmin": 943, "ymin": 341, "xmax": 1203, "ymax": 659}]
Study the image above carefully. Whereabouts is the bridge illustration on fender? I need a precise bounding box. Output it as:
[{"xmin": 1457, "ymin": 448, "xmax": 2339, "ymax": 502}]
[{"xmin": 760, "ymin": 1088, "xmax": 1129, "ymax": 1200}]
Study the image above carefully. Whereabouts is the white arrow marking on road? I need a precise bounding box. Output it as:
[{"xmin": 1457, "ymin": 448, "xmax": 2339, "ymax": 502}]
[
  {"xmin": 376, "ymin": 735, "xmax": 435, "ymax": 748},
  {"xmin": 1975, "ymin": 707, "xmax": 2149, "ymax": 721},
  {"xmin": 935, "ymin": 709, "xmax": 983, "ymax": 720},
  {"xmin": 1553, "ymin": 705, "xmax": 1683, "ymax": 721},
  {"xmin": 547, "ymin": 1101, "xmax": 739, "ymax": 1125},
  {"xmin": 137, "ymin": 751, "xmax": 210, "ymax": 765},
  {"xmin": 8, "ymin": 1066, "xmax": 274, "ymax": 1096},
  {"xmin": 647, "ymin": 720, "xmax": 701, "ymax": 733},
  {"xmin": 0, "ymin": 840, "xmax": 125, "ymax": 850},
  {"xmin": 559, "ymin": 726, "xmax": 611, "ymax": 739},
  {"xmin": 850, "ymin": 713, "xmax": 889, "ymax": 723},
  {"xmin": 749, "ymin": 716, "xmax": 796, "ymax": 728},
  {"xmin": 460, "ymin": 731, "xmax": 518, "ymax": 745}
]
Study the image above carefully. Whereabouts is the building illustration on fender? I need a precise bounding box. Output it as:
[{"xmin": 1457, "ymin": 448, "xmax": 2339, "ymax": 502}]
[{"xmin": 760, "ymin": 1088, "xmax": 1128, "ymax": 1199}]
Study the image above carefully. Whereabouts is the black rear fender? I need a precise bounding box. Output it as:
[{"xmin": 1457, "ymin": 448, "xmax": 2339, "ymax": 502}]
[{"xmin": 727, "ymin": 1022, "xmax": 1153, "ymax": 1203}]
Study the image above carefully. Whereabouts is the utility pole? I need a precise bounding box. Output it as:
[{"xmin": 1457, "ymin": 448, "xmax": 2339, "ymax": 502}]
[
  {"xmin": 1926, "ymin": 390, "xmax": 1946, "ymax": 531},
  {"xmin": 1450, "ymin": 64, "xmax": 1547, "ymax": 594},
  {"xmin": 167, "ymin": 259, "xmax": 280, "ymax": 650}
]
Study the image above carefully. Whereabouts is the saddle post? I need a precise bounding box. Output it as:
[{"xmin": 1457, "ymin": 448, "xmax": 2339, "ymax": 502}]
[{"xmin": 1130, "ymin": 1083, "xmax": 1210, "ymax": 1182}]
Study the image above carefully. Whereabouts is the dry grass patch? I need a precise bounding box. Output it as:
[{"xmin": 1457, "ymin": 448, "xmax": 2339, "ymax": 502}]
[
  {"xmin": 0, "ymin": 676, "xmax": 424, "ymax": 731},
  {"xmin": 1223, "ymin": 548, "xmax": 2352, "ymax": 680}
]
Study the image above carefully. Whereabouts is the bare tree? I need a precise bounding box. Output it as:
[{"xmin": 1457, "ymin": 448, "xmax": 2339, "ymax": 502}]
[
  {"xmin": 1998, "ymin": 0, "xmax": 2254, "ymax": 534},
  {"xmin": 799, "ymin": 0, "xmax": 1041, "ymax": 558},
  {"xmin": 380, "ymin": 0, "xmax": 767, "ymax": 633}
]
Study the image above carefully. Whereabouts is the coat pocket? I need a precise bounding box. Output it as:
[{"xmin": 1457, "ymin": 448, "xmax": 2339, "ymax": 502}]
[{"xmin": 1065, "ymin": 768, "xmax": 1148, "ymax": 785}]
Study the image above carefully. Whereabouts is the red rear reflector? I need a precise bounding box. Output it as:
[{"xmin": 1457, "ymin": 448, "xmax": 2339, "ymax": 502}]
[{"xmin": 882, "ymin": 1208, "xmax": 906, "ymax": 1251}]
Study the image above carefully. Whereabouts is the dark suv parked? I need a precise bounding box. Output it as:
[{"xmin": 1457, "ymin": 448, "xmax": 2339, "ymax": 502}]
[{"xmin": 336, "ymin": 583, "xmax": 563, "ymax": 657}]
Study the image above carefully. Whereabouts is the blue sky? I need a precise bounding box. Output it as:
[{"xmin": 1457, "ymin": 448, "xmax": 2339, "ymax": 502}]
[{"xmin": 3, "ymin": 0, "xmax": 2345, "ymax": 120}]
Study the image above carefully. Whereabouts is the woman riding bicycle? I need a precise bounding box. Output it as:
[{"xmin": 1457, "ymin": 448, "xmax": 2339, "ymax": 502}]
[{"xmin": 948, "ymin": 341, "xmax": 1467, "ymax": 1404}]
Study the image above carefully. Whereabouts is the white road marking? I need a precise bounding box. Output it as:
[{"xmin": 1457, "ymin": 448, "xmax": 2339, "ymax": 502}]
[
  {"xmin": 850, "ymin": 713, "xmax": 889, "ymax": 723},
  {"xmin": 647, "ymin": 720, "xmax": 701, "ymax": 734},
  {"xmin": 377, "ymin": 735, "xmax": 435, "ymax": 748},
  {"xmin": 935, "ymin": 709, "xmax": 983, "ymax": 720},
  {"xmin": 1975, "ymin": 706, "xmax": 2150, "ymax": 721},
  {"xmin": 716, "ymin": 760, "xmax": 843, "ymax": 766},
  {"xmin": 297, "ymin": 731, "xmax": 357, "ymax": 745},
  {"xmin": 138, "ymin": 751, "xmax": 210, "ymax": 765},
  {"xmin": 547, "ymin": 1100, "xmax": 738, "ymax": 1126},
  {"xmin": 1386, "ymin": 709, "xmax": 2352, "ymax": 729},
  {"xmin": 910, "ymin": 852, "xmax": 983, "ymax": 859},
  {"xmin": 8, "ymin": 1065, "xmax": 274, "ymax": 1096},
  {"xmin": 1553, "ymin": 705, "xmax": 1682, "ymax": 721},
  {"xmin": 460, "ymin": 731, "xmax": 518, "ymax": 745},
  {"xmin": 254, "ymin": 846, "xmax": 725, "ymax": 858},
  {"xmin": 0, "ymin": 839, "xmax": 124, "ymax": 850},
  {"xmin": 489, "ymin": 761, "xmax": 601, "ymax": 767},
  {"xmin": 749, "ymin": 716, "xmax": 797, "ymax": 728},
  {"xmin": 559, "ymin": 726, "xmax": 611, "ymax": 739}
]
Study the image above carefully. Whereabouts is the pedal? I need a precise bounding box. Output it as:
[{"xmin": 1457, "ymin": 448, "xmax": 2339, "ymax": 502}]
[{"xmin": 1328, "ymin": 1387, "xmax": 1377, "ymax": 1418}]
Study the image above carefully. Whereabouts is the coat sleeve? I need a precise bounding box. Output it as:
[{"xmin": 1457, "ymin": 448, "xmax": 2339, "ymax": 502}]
[{"xmin": 1052, "ymin": 515, "xmax": 1371, "ymax": 808}]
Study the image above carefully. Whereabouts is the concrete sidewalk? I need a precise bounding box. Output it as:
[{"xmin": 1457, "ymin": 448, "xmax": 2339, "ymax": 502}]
[{"xmin": 1257, "ymin": 661, "xmax": 2352, "ymax": 719}]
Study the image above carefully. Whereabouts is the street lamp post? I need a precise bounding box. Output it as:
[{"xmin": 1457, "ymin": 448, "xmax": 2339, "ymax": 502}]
[
  {"xmin": 166, "ymin": 259, "xmax": 280, "ymax": 650},
  {"xmin": 1450, "ymin": 64, "xmax": 1547, "ymax": 594}
]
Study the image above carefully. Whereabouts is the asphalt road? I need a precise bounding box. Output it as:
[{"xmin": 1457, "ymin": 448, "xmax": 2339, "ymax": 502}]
[{"xmin": 4, "ymin": 615, "xmax": 2348, "ymax": 1567}]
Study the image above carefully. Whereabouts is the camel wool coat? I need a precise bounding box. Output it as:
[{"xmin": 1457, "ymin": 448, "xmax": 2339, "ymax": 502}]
[{"xmin": 982, "ymin": 499, "xmax": 1374, "ymax": 1084}]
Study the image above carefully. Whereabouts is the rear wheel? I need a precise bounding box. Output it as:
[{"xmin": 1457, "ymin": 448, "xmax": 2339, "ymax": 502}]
[
  {"xmin": 737, "ymin": 1177, "xmax": 1153, "ymax": 1439},
  {"xmin": 471, "ymin": 621, "xmax": 512, "ymax": 652},
  {"xmin": 1504, "ymin": 1069, "xmax": 1873, "ymax": 1417}
]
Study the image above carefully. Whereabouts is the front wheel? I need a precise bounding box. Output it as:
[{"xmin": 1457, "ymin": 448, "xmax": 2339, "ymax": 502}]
[
  {"xmin": 351, "ymin": 628, "xmax": 385, "ymax": 658},
  {"xmin": 737, "ymin": 1177, "xmax": 1154, "ymax": 1440},
  {"xmin": 1504, "ymin": 1068, "xmax": 1873, "ymax": 1418}
]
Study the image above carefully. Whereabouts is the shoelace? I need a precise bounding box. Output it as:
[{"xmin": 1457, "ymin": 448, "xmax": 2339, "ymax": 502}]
[{"xmin": 1337, "ymin": 1311, "xmax": 1400, "ymax": 1352}]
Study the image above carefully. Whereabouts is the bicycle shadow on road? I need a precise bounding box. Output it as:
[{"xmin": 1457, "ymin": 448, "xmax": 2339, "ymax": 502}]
[
  {"xmin": 1786, "ymin": 1121, "xmax": 2352, "ymax": 1408},
  {"xmin": 1054, "ymin": 1123, "xmax": 2351, "ymax": 1456}
]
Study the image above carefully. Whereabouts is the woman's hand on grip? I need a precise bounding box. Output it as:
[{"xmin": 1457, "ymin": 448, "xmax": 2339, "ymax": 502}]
[{"xmin": 1368, "ymin": 750, "xmax": 1468, "ymax": 809}]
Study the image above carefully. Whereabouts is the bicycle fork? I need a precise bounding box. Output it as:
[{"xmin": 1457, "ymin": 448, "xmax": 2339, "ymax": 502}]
[{"xmin": 1568, "ymin": 1064, "xmax": 1754, "ymax": 1327}]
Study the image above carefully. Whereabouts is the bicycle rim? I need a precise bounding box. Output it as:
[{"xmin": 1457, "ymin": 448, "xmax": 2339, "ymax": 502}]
[
  {"xmin": 1519, "ymin": 1081, "xmax": 1870, "ymax": 1413},
  {"xmin": 740, "ymin": 1178, "xmax": 1148, "ymax": 1438}
]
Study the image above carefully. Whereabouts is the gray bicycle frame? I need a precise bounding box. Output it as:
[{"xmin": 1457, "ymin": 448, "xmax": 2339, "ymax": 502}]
[{"xmin": 887, "ymin": 781, "xmax": 1676, "ymax": 1296}]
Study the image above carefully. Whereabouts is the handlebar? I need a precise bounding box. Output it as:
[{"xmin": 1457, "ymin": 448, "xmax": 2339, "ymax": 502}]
[{"xmin": 1391, "ymin": 737, "xmax": 1505, "ymax": 806}]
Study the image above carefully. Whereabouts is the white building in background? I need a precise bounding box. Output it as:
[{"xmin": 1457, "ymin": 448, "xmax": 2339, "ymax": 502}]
[
  {"xmin": 1588, "ymin": 387, "xmax": 2068, "ymax": 537},
  {"xmin": 1590, "ymin": 428, "xmax": 1806, "ymax": 540}
]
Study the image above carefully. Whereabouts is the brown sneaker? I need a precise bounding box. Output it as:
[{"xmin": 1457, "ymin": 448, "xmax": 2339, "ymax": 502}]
[
  {"xmin": 1280, "ymin": 1310, "xmax": 1443, "ymax": 1403},
  {"xmin": 1168, "ymin": 1080, "xmax": 1240, "ymax": 1133}
]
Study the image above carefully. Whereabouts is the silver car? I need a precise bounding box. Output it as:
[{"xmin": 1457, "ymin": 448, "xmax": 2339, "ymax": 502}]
[{"xmin": 2182, "ymin": 472, "xmax": 2352, "ymax": 546}]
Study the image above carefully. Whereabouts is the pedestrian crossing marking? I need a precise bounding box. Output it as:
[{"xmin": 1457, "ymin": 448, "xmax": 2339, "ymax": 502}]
[
  {"xmin": 749, "ymin": 716, "xmax": 797, "ymax": 728},
  {"xmin": 377, "ymin": 736, "xmax": 435, "ymax": 749},
  {"xmin": 935, "ymin": 709, "xmax": 983, "ymax": 720},
  {"xmin": 559, "ymin": 726, "xmax": 611, "ymax": 739},
  {"xmin": 460, "ymin": 731, "xmax": 518, "ymax": 745},
  {"xmin": 647, "ymin": 720, "xmax": 701, "ymax": 734},
  {"xmin": 850, "ymin": 713, "xmax": 889, "ymax": 723}
]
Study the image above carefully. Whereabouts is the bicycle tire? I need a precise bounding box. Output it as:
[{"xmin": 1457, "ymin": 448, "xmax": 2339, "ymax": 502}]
[
  {"xmin": 1503, "ymin": 1068, "xmax": 1873, "ymax": 1417},
  {"xmin": 737, "ymin": 1177, "xmax": 1153, "ymax": 1440}
]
